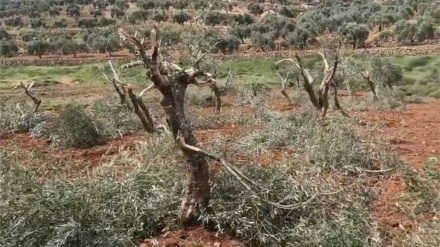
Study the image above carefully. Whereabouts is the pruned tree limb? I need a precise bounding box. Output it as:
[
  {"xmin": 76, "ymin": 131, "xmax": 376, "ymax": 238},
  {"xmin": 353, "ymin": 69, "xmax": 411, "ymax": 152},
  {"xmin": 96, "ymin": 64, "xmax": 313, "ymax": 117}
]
[
  {"xmin": 359, "ymin": 70, "xmax": 378, "ymax": 100},
  {"xmin": 274, "ymin": 68, "xmax": 293, "ymax": 105},
  {"xmin": 274, "ymin": 51, "xmax": 348, "ymax": 120},
  {"xmin": 13, "ymin": 81, "xmax": 41, "ymax": 113},
  {"xmin": 127, "ymin": 86, "xmax": 156, "ymax": 133}
]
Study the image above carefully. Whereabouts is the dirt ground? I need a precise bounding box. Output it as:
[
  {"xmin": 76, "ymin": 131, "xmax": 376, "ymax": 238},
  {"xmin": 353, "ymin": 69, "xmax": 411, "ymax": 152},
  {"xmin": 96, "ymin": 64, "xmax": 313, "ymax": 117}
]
[{"xmin": 1, "ymin": 82, "xmax": 439, "ymax": 246}]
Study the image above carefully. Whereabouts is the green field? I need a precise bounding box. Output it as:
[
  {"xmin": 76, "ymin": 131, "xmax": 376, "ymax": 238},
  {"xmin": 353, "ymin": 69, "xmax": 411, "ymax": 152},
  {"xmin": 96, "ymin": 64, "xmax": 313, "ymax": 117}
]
[{"xmin": 1, "ymin": 55, "xmax": 439, "ymax": 98}]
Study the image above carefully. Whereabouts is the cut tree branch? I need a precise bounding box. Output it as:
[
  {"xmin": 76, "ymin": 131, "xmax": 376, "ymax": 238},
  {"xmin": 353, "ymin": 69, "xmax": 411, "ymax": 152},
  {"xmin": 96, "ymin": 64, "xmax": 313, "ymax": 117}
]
[
  {"xmin": 359, "ymin": 71, "xmax": 378, "ymax": 100},
  {"xmin": 13, "ymin": 81, "xmax": 41, "ymax": 113},
  {"xmin": 274, "ymin": 51, "xmax": 347, "ymax": 120}
]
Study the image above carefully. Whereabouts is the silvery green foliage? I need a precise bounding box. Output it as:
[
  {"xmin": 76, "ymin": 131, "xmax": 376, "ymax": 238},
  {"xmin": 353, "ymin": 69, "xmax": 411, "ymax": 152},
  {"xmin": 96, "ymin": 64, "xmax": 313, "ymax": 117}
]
[
  {"xmin": 89, "ymin": 97, "xmax": 144, "ymax": 139},
  {"xmin": 202, "ymin": 163, "xmax": 376, "ymax": 247},
  {"xmin": 369, "ymin": 57, "xmax": 403, "ymax": 88},
  {"xmin": 29, "ymin": 120, "xmax": 50, "ymax": 138},
  {"xmin": 0, "ymin": 141, "xmax": 184, "ymax": 247},
  {"xmin": 53, "ymin": 104, "xmax": 107, "ymax": 148},
  {"xmin": 29, "ymin": 112, "xmax": 56, "ymax": 138},
  {"xmin": 0, "ymin": 100, "xmax": 44, "ymax": 133}
]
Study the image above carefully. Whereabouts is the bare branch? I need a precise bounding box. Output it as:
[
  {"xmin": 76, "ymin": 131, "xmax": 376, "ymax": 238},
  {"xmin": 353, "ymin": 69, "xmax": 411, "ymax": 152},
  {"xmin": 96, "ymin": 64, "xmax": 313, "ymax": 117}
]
[
  {"xmin": 14, "ymin": 81, "xmax": 41, "ymax": 113},
  {"xmin": 127, "ymin": 86, "xmax": 156, "ymax": 133},
  {"xmin": 318, "ymin": 52, "xmax": 330, "ymax": 73},
  {"xmin": 359, "ymin": 70, "xmax": 378, "ymax": 100},
  {"xmin": 294, "ymin": 54, "xmax": 320, "ymax": 109},
  {"xmin": 138, "ymin": 83, "xmax": 156, "ymax": 97},
  {"xmin": 274, "ymin": 69, "xmax": 292, "ymax": 105}
]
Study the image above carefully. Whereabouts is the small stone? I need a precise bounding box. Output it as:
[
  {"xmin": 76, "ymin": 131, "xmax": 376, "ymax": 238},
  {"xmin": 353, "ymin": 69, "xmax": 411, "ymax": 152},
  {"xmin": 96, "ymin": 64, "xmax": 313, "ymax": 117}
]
[{"xmin": 213, "ymin": 242, "xmax": 221, "ymax": 247}]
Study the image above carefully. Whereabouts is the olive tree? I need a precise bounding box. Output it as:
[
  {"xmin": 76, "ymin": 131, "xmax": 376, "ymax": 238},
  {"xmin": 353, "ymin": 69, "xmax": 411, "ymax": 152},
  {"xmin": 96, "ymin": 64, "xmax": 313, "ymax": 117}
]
[
  {"xmin": 338, "ymin": 22, "xmax": 369, "ymax": 49},
  {"xmin": 274, "ymin": 50, "xmax": 348, "ymax": 120},
  {"xmin": 117, "ymin": 27, "xmax": 225, "ymax": 225}
]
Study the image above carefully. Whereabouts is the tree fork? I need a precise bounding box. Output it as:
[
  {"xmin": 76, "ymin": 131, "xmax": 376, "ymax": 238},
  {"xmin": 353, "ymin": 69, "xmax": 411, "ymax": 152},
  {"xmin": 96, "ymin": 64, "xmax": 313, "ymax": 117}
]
[{"xmin": 274, "ymin": 50, "xmax": 347, "ymax": 120}]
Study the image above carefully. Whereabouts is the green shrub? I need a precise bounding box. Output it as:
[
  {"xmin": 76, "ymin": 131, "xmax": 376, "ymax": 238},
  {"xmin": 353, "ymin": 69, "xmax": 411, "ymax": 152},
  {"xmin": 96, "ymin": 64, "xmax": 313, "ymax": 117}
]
[
  {"xmin": 0, "ymin": 99, "xmax": 46, "ymax": 133},
  {"xmin": 52, "ymin": 104, "xmax": 107, "ymax": 148},
  {"xmin": 89, "ymin": 97, "xmax": 144, "ymax": 139},
  {"xmin": 202, "ymin": 163, "xmax": 377, "ymax": 246},
  {"xmin": 0, "ymin": 138, "xmax": 184, "ymax": 246},
  {"xmin": 238, "ymin": 109, "xmax": 401, "ymax": 172}
]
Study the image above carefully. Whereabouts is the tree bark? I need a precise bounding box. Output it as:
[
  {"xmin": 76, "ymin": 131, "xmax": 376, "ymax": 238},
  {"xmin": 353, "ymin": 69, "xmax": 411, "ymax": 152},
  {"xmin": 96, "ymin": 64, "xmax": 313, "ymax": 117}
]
[{"xmin": 118, "ymin": 28, "xmax": 216, "ymax": 226}]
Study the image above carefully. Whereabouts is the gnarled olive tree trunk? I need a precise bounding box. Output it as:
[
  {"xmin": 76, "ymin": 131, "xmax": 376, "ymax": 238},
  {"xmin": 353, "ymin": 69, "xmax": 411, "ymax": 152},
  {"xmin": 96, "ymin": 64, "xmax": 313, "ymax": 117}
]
[{"xmin": 117, "ymin": 28, "xmax": 220, "ymax": 225}]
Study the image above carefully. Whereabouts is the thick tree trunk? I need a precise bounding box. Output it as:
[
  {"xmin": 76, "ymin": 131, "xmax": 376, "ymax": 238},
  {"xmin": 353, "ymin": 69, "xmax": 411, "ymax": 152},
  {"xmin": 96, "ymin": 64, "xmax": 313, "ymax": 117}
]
[
  {"xmin": 118, "ymin": 28, "xmax": 216, "ymax": 227},
  {"xmin": 179, "ymin": 152, "xmax": 210, "ymax": 225},
  {"xmin": 157, "ymin": 75, "xmax": 211, "ymax": 226}
]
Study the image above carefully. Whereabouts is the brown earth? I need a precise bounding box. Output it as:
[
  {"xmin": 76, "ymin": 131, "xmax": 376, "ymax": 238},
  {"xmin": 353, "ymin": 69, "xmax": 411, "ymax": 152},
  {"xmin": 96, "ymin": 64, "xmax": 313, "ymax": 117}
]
[
  {"xmin": 1, "ymin": 83, "xmax": 439, "ymax": 246},
  {"xmin": 354, "ymin": 99, "xmax": 440, "ymax": 244}
]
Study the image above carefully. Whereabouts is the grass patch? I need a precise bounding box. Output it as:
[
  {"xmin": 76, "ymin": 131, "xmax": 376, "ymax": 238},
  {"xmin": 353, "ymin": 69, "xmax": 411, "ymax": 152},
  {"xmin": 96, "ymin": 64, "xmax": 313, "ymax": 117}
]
[{"xmin": 1, "ymin": 54, "xmax": 439, "ymax": 98}]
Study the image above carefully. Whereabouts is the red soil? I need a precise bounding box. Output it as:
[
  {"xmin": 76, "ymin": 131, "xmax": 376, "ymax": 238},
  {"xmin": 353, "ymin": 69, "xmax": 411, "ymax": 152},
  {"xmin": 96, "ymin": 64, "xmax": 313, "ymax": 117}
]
[
  {"xmin": 1, "ymin": 88, "xmax": 439, "ymax": 246},
  {"xmin": 354, "ymin": 99, "xmax": 440, "ymax": 241}
]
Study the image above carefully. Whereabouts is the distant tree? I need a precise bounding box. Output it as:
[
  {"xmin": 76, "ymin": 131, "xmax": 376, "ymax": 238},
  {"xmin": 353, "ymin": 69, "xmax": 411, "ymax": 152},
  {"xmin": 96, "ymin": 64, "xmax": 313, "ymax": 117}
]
[
  {"xmin": 394, "ymin": 20, "xmax": 418, "ymax": 44},
  {"xmin": 92, "ymin": 37, "xmax": 121, "ymax": 56},
  {"xmin": 111, "ymin": 7, "xmax": 125, "ymax": 19},
  {"xmin": 229, "ymin": 25, "xmax": 252, "ymax": 43},
  {"xmin": 157, "ymin": 0, "xmax": 171, "ymax": 10},
  {"xmin": 61, "ymin": 40, "xmax": 80, "ymax": 58},
  {"xmin": 48, "ymin": 7, "xmax": 61, "ymax": 17},
  {"xmin": 90, "ymin": 10, "xmax": 103, "ymax": 17},
  {"xmin": 28, "ymin": 11, "xmax": 41, "ymax": 19},
  {"xmin": 230, "ymin": 13, "xmax": 255, "ymax": 26},
  {"xmin": 278, "ymin": 5, "xmax": 300, "ymax": 18},
  {"xmin": 173, "ymin": 0, "xmax": 188, "ymax": 10},
  {"xmin": 260, "ymin": 14, "xmax": 296, "ymax": 39},
  {"xmin": 115, "ymin": 0, "xmax": 129, "ymax": 10},
  {"xmin": 369, "ymin": 57, "xmax": 402, "ymax": 89},
  {"xmin": 192, "ymin": 0, "xmax": 209, "ymax": 10},
  {"xmin": 248, "ymin": 3, "xmax": 264, "ymax": 16},
  {"xmin": 378, "ymin": 30, "xmax": 394, "ymax": 43},
  {"xmin": 287, "ymin": 25, "xmax": 312, "ymax": 49},
  {"xmin": 431, "ymin": 7, "xmax": 440, "ymax": 23},
  {"xmin": 30, "ymin": 18, "xmax": 46, "ymax": 28},
  {"xmin": 66, "ymin": 4, "xmax": 80, "ymax": 17},
  {"xmin": 203, "ymin": 12, "xmax": 226, "ymax": 26},
  {"xmin": 27, "ymin": 40, "xmax": 50, "ymax": 59},
  {"xmin": 209, "ymin": 35, "xmax": 240, "ymax": 54},
  {"xmin": 160, "ymin": 31, "xmax": 182, "ymax": 46},
  {"xmin": 173, "ymin": 11, "xmax": 191, "ymax": 25},
  {"xmin": 251, "ymin": 31, "xmax": 276, "ymax": 51},
  {"xmin": 148, "ymin": 9, "xmax": 167, "ymax": 23},
  {"xmin": 417, "ymin": 18, "xmax": 436, "ymax": 41},
  {"xmin": 338, "ymin": 22, "xmax": 369, "ymax": 49},
  {"xmin": 0, "ymin": 41, "xmax": 18, "ymax": 57},
  {"xmin": 0, "ymin": 29, "xmax": 11, "ymax": 40},
  {"xmin": 5, "ymin": 17, "xmax": 23, "ymax": 27},
  {"xmin": 138, "ymin": 0, "xmax": 156, "ymax": 10}
]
